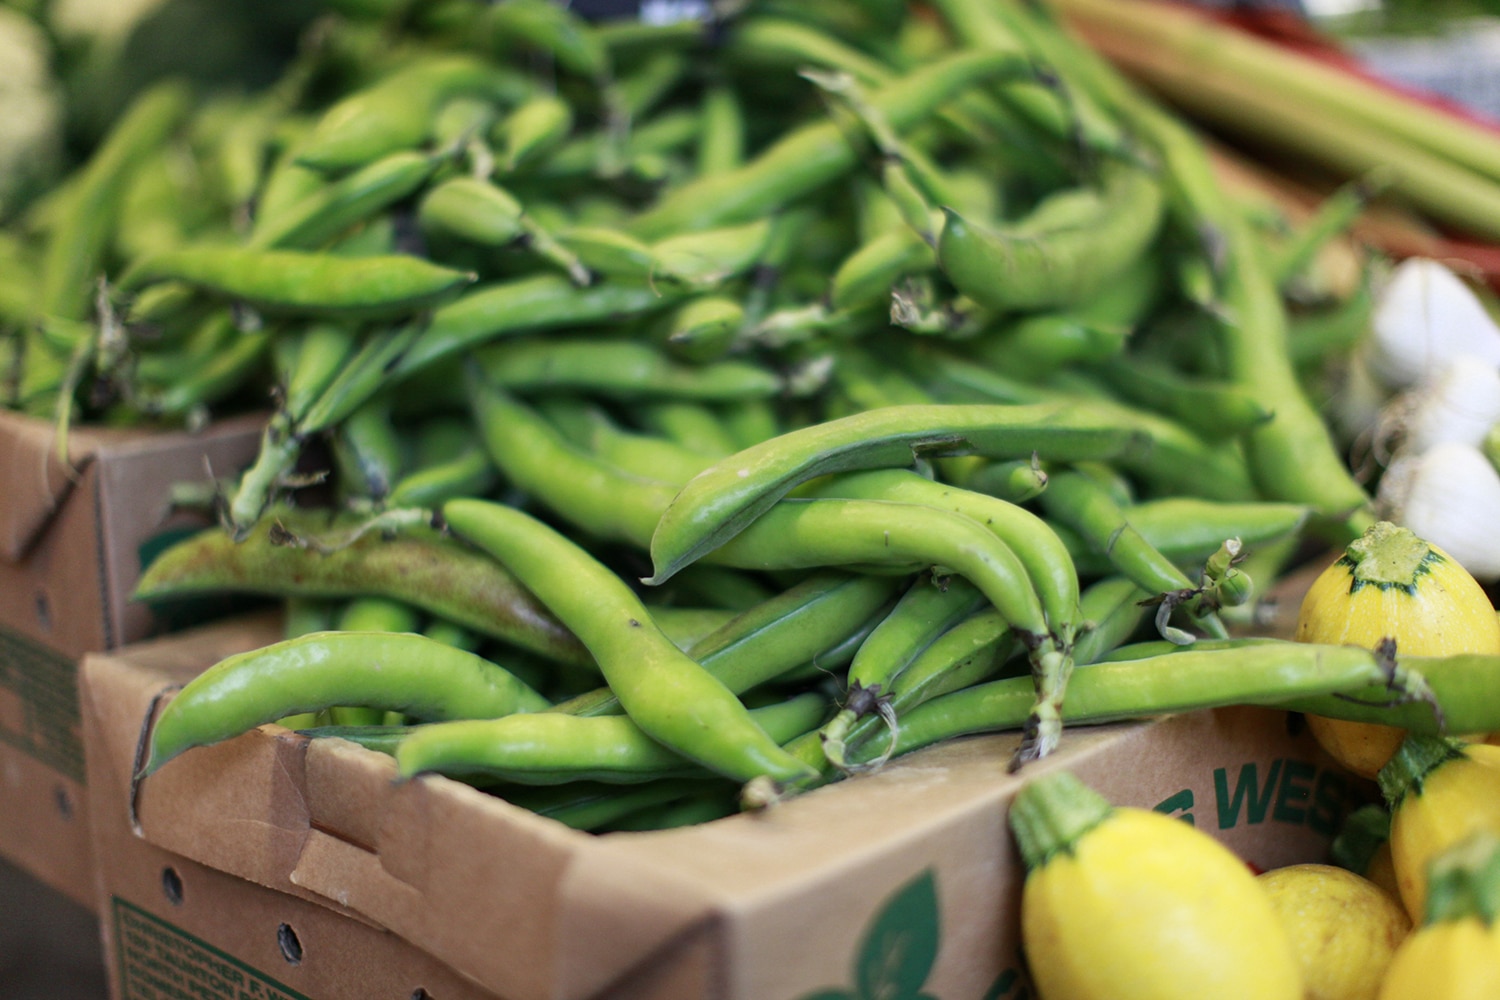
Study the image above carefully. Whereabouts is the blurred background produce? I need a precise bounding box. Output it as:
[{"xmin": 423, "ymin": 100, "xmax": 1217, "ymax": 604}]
[{"xmin": 2, "ymin": 0, "xmax": 1499, "ymax": 996}]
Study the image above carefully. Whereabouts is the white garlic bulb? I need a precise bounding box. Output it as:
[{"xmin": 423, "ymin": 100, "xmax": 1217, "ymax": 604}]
[
  {"xmin": 1382, "ymin": 441, "xmax": 1500, "ymax": 581},
  {"xmin": 1401, "ymin": 356, "xmax": 1500, "ymax": 455},
  {"xmin": 1367, "ymin": 259, "xmax": 1500, "ymax": 390}
]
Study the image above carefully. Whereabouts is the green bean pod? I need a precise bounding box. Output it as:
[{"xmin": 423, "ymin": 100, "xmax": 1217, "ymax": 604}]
[
  {"xmin": 484, "ymin": 0, "xmax": 611, "ymax": 82},
  {"xmin": 476, "ymin": 337, "xmax": 782, "ymax": 402},
  {"xmin": 829, "ymin": 226, "xmax": 936, "ymax": 313},
  {"xmin": 843, "ymin": 642, "xmax": 1459, "ymax": 768},
  {"xmin": 133, "ymin": 507, "xmax": 591, "ymax": 667},
  {"xmin": 496, "ymin": 92, "xmax": 574, "ymax": 172},
  {"xmin": 636, "ymin": 400, "xmax": 738, "ymax": 457},
  {"xmin": 902, "ymin": 344, "xmax": 1259, "ymax": 501},
  {"xmin": 532, "ymin": 108, "xmax": 700, "ymax": 180},
  {"xmin": 554, "ymin": 225, "xmax": 658, "ymax": 281},
  {"xmin": 797, "ymin": 603, "xmax": 1022, "ymax": 777},
  {"xmin": 709, "ymin": 498, "xmax": 1056, "ymax": 657},
  {"xmin": 818, "ymin": 576, "xmax": 986, "ymax": 761},
  {"xmin": 978, "ymin": 313, "xmax": 1130, "ymax": 381},
  {"xmin": 845, "ymin": 576, "xmax": 987, "ymax": 696},
  {"xmin": 297, "ymin": 56, "xmax": 528, "ymax": 173},
  {"xmin": 122, "ymin": 247, "xmax": 476, "ymax": 320},
  {"xmin": 417, "ymin": 177, "xmax": 589, "ymax": 285},
  {"xmin": 659, "ymin": 296, "xmax": 746, "ymax": 363},
  {"xmin": 418, "ymin": 175, "xmax": 527, "ymax": 245},
  {"xmin": 696, "ymin": 82, "xmax": 746, "ymax": 175},
  {"xmin": 441, "ymin": 499, "xmax": 821, "ymax": 786},
  {"xmin": 1088, "ymin": 360, "xmax": 1273, "ymax": 441},
  {"xmin": 140, "ymin": 630, "xmax": 552, "ymax": 776},
  {"xmin": 225, "ymin": 321, "xmax": 425, "ymax": 537},
  {"xmin": 394, "ymin": 691, "xmax": 827, "ymax": 785},
  {"xmin": 630, "ymin": 48, "xmax": 1033, "ymax": 238},
  {"xmin": 936, "ymin": 161, "xmax": 1165, "ymax": 314},
  {"xmin": 803, "ymin": 467, "xmax": 1083, "ymax": 645},
  {"xmin": 1038, "ymin": 468, "xmax": 1225, "ymax": 641},
  {"xmin": 503, "ymin": 779, "xmax": 715, "ymax": 832},
  {"xmin": 536, "ymin": 399, "xmax": 713, "ymax": 486},
  {"xmin": 277, "ymin": 323, "xmax": 359, "ymax": 422},
  {"xmin": 328, "ymin": 595, "xmax": 425, "ymax": 726},
  {"xmin": 1070, "ymin": 576, "xmax": 1151, "ymax": 666},
  {"xmin": 645, "ymin": 401, "xmax": 1149, "ymax": 585},
  {"xmin": 467, "ymin": 374, "xmax": 675, "ymax": 546},
  {"xmin": 1054, "ymin": 497, "xmax": 1311, "ymax": 577},
  {"xmin": 394, "ymin": 273, "xmax": 679, "ymax": 377},
  {"xmin": 40, "ymin": 81, "xmax": 192, "ymax": 321},
  {"xmin": 132, "ymin": 325, "xmax": 273, "ymax": 420},
  {"xmin": 551, "ymin": 570, "xmax": 900, "ymax": 718},
  {"xmin": 651, "ymin": 217, "xmax": 775, "ymax": 288},
  {"xmin": 383, "ymin": 419, "xmax": 498, "ymax": 510},
  {"xmin": 250, "ymin": 149, "xmax": 445, "ymax": 251},
  {"xmin": 330, "ymin": 394, "xmax": 403, "ymax": 504}
]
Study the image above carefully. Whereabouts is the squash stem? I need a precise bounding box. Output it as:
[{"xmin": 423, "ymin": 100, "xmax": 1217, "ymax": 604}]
[
  {"xmin": 1377, "ymin": 733, "xmax": 1467, "ymax": 810},
  {"xmin": 1009, "ymin": 770, "xmax": 1112, "ymax": 872},
  {"xmin": 1345, "ymin": 521, "xmax": 1438, "ymax": 591},
  {"xmin": 1423, "ymin": 832, "xmax": 1500, "ymax": 927}
]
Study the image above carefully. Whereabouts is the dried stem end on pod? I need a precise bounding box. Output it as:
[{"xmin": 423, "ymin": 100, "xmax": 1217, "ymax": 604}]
[
  {"xmin": 1423, "ymin": 831, "xmax": 1500, "ymax": 927},
  {"xmin": 1009, "ymin": 770, "xmax": 1113, "ymax": 872},
  {"xmin": 1378, "ymin": 733, "xmax": 1468, "ymax": 810}
]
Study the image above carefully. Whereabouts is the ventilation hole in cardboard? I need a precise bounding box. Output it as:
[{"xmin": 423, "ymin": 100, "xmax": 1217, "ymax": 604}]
[
  {"xmin": 410, "ymin": 990, "xmax": 433, "ymax": 1000},
  {"xmin": 277, "ymin": 923, "xmax": 303, "ymax": 965},
  {"xmin": 34, "ymin": 591, "xmax": 51, "ymax": 632},
  {"xmin": 54, "ymin": 785, "xmax": 73, "ymax": 820},
  {"xmin": 161, "ymin": 867, "xmax": 183, "ymax": 905}
]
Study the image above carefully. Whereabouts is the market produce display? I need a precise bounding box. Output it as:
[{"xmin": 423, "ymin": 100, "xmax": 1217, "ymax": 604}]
[{"xmin": 4, "ymin": 0, "xmax": 1500, "ymax": 992}]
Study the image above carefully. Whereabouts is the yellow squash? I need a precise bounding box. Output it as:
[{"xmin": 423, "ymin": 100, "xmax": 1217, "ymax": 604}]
[
  {"xmin": 1380, "ymin": 736, "xmax": 1500, "ymax": 921},
  {"xmin": 1296, "ymin": 521, "xmax": 1500, "ymax": 779},
  {"xmin": 1256, "ymin": 863, "xmax": 1409, "ymax": 1000},
  {"xmin": 1011, "ymin": 770, "xmax": 1302, "ymax": 1000},
  {"xmin": 1379, "ymin": 832, "xmax": 1500, "ymax": 1000}
]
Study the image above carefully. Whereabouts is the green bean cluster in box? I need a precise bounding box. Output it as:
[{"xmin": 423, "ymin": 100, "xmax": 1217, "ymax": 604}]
[{"xmin": 36, "ymin": 0, "xmax": 1485, "ymax": 832}]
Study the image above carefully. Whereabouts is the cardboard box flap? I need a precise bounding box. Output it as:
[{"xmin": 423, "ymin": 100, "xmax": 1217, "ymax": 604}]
[
  {"xmin": 0, "ymin": 409, "xmax": 262, "ymax": 563},
  {"xmin": 79, "ymin": 613, "xmax": 303, "ymax": 869},
  {"xmin": 551, "ymin": 836, "xmax": 723, "ymax": 1000},
  {"xmin": 0, "ymin": 410, "xmax": 108, "ymax": 562},
  {"xmin": 363, "ymin": 768, "xmax": 718, "ymax": 1000}
]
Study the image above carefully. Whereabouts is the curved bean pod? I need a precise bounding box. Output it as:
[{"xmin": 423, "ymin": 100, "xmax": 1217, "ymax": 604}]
[
  {"xmin": 249, "ymin": 149, "xmax": 444, "ymax": 251},
  {"xmin": 645, "ymin": 401, "xmax": 1148, "ymax": 586},
  {"xmin": 475, "ymin": 337, "xmax": 782, "ymax": 402},
  {"xmin": 297, "ymin": 56, "xmax": 528, "ymax": 173},
  {"xmin": 630, "ymin": 48, "xmax": 1032, "ymax": 238},
  {"xmin": 133, "ymin": 508, "xmax": 591, "ymax": 667},
  {"xmin": 394, "ymin": 692, "xmax": 827, "ymax": 785},
  {"xmin": 122, "ymin": 247, "xmax": 476, "ymax": 320},
  {"xmin": 845, "ymin": 641, "xmax": 1476, "ymax": 771},
  {"xmin": 936, "ymin": 160, "xmax": 1165, "ymax": 314},
  {"xmin": 551, "ymin": 570, "xmax": 899, "ymax": 718},
  {"xmin": 141, "ymin": 630, "xmax": 551, "ymax": 776},
  {"xmin": 442, "ymin": 499, "xmax": 821, "ymax": 786},
  {"xmin": 1038, "ymin": 468, "xmax": 1225, "ymax": 642},
  {"xmin": 804, "ymin": 467, "xmax": 1083, "ymax": 645},
  {"xmin": 394, "ymin": 273, "xmax": 679, "ymax": 378}
]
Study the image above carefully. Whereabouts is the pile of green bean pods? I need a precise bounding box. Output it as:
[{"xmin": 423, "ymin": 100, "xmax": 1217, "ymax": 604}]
[{"xmin": 18, "ymin": 0, "xmax": 1485, "ymax": 831}]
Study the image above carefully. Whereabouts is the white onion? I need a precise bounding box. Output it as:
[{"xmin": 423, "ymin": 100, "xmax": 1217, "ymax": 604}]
[
  {"xmin": 1383, "ymin": 441, "xmax": 1500, "ymax": 581},
  {"xmin": 1367, "ymin": 259, "xmax": 1500, "ymax": 390}
]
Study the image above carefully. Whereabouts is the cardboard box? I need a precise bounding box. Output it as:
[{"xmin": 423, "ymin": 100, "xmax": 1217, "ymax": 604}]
[
  {"xmin": 82, "ymin": 614, "xmax": 1370, "ymax": 1000},
  {"xmin": 0, "ymin": 409, "xmax": 264, "ymax": 906}
]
